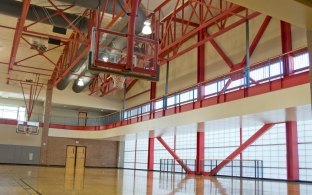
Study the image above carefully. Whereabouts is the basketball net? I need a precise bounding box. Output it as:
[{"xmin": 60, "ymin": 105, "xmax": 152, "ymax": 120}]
[{"xmin": 111, "ymin": 74, "xmax": 126, "ymax": 89}]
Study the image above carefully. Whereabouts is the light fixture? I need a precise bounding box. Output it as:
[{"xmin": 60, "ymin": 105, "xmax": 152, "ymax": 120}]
[
  {"xmin": 77, "ymin": 78, "xmax": 84, "ymax": 86},
  {"xmin": 142, "ymin": 19, "xmax": 152, "ymax": 35},
  {"xmin": 102, "ymin": 55, "xmax": 108, "ymax": 62}
]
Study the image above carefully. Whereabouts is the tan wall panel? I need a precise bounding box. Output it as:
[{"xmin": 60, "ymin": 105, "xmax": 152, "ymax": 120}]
[
  {"xmin": 0, "ymin": 124, "xmax": 42, "ymax": 146},
  {"xmin": 46, "ymin": 137, "xmax": 118, "ymax": 167},
  {"xmin": 292, "ymin": 25, "xmax": 307, "ymax": 49}
]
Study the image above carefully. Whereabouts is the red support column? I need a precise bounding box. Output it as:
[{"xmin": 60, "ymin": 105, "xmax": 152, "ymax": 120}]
[
  {"xmin": 147, "ymin": 81, "xmax": 156, "ymax": 170},
  {"xmin": 196, "ymin": 123, "xmax": 205, "ymax": 174},
  {"xmin": 286, "ymin": 121, "xmax": 299, "ymax": 181},
  {"xmin": 147, "ymin": 137, "xmax": 154, "ymax": 170},
  {"xmin": 196, "ymin": 3, "xmax": 205, "ymax": 175},
  {"xmin": 126, "ymin": 0, "xmax": 140, "ymax": 69},
  {"xmin": 281, "ymin": 21, "xmax": 294, "ymax": 76}
]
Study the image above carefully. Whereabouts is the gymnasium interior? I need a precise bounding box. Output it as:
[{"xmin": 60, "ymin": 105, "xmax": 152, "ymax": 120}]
[{"xmin": 0, "ymin": 0, "xmax": 312, "ymax": 194}]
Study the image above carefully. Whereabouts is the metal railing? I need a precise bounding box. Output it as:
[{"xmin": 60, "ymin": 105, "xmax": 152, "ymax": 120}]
[
  {"xmin": 202, "ymin": 159, "xmax": 263, "ymax": 179},
  {"xmin": 0, "ymin": 48, "xmax": 308, "ymax": 127},
  {"xmin": 160, "ymin": 159, "xmax": 196, "ymax": 173},
  {"xmin": 159, "ymin": 158, "xmax": 263, "ymax": 179}
]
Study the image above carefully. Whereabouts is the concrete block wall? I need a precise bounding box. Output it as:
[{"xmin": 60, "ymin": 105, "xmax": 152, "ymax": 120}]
[{"xmin": 46, "ymin": 137, "xmax": 118, "ymax": 167}]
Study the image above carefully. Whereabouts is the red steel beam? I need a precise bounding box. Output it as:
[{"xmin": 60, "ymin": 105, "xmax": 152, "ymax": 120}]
[
  {"xmin": 52, "ymin": 44, "xmax": 91, "ymax": 87},
  {"xmin": 7, "ymin": 0, "xmax": 31, "ymax": 84},
  {"xmin": 281, "ymin": 21, "xmax": 294, "ymax": 76},
  {"xmin": 165, "ymin": 12, "xmax": 260, "ymax": 63},
  {"xmin": 125, "ymin": 79, "xmax": 138, "ymax": 93},
  {"xmin": 147, "ymin": 137, "xmax": 155, "ymax": 170},
  {"xmin": 209, "ymin": 123, "xmax": 274, "ymax": 176},
  {"xmin": 126, "ymin": 0, "xmax": 140, "ymax": 69},
  {"xmin": 196, "ymin": 123, "xmax": 205, "ymax": 174},
  {"xmin": 237, "ymin": 16, "xmax": 272, "ymax": 70},
  {"xmin": 159, "ymin": 5, "xmax": 241, "ymax": 56},
  {"xmin": 207, "ymin": 32, "xmax": 234, "ymax": 68},
  {"xmin": 173, "ymin": 17, "xmax": 199, "ymax": 27},
  {"xmin": 156, "ymin": 137, "xmax": 192, "ymax": 173},
  {"xmin": 286, "ymin": 121, "xmax": 299, "ymax": 181}
]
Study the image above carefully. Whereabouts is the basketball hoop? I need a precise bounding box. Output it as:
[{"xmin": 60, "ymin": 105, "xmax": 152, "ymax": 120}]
[{"xmin": 111, "ymin": 74, "xmax": 126, "ymax": 89}]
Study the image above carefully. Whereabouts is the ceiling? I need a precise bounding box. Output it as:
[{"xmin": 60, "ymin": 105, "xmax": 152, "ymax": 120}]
[
  {"xmin": 226, "ymin": 0, "xmax": 312, "ymax": 29},
  {"xmin": 0, "ymin": 0, "xmax": 311, "ymax": 111}
]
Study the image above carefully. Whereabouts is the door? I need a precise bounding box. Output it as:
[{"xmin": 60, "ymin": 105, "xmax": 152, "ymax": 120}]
[
  {"xmin": 65, "ymin": 146, "xmax": 76, "ymax": 174},
  {"xmin": 78, "ymin": 112, "xmax": 87, "ymax": 126},
  {"xmin": 74, "ymin": 146, "xmax": 86, "ymax": 190},
  {"xmin": 75, "ymin": 146, "xmax": 86, "ymax": 173},
  {"xmin": 64, "ymin": 146, "xmax": 86, "ymax": 190}
]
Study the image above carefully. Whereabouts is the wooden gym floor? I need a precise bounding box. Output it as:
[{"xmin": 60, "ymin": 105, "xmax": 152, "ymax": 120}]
[{"xmin": 0, "ymin": 165, "xmax": 311, "ymax": 195}]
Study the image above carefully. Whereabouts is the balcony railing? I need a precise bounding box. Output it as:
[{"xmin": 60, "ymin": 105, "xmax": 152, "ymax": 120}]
[
  {"xmin": 159, "ymin": 158, "xmax": 263, "ymax": 179},
  {"xmin": 0, "ymin": 48, "xmax": 309, "ymax": 128}
]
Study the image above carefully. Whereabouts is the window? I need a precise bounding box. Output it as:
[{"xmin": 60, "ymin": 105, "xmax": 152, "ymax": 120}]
[
  {"xmin": 294, "ymin": 52, "xmax": 309, "ymax": 71},
  {"xmin": 179, "ymin": 89, "xmax": 197, "ymax": 103},
  {"xmin": 155, "ymin": 99, "xmax": 163, "ymax": 110},
  {"xmin": 0, "ymin": 104, "xmax": 26, "ymax": 121}
]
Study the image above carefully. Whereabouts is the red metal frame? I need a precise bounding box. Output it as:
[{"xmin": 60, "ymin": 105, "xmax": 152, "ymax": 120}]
[
  {"xmin": 147, "ymin": 137, "xmax": 154, "ymax": 170},
  {"xmin": 156, "ymin": 137, "xmax": 192, "ymax": 173},
  {"xmin": 281, "ymin": 21, "xmax": 294, "ymax": 76},
  {"xmin": 196, "ymin": 125, "xmax": 205, "ymax": 174},
  {"xmin": 147, "ymin": 82, "xmax": 156, "ymax": 170},
  {"xmin": 235, "ymin": 16, "xmax": 272, "ymax": 70},
  {"xmin": 7, "ymin": 0, "xmax": 31, "ymax": 84},
  {"xmin": 209, "ymin": 123, "xmax": 274, "ymax": 176},
  {"xmin": 286, "ymin": 121, "xmax": 299, "ymax": 181},
  {"xmin": 42, "ymin": 55, "xmax": 309, "ymax": 131}
]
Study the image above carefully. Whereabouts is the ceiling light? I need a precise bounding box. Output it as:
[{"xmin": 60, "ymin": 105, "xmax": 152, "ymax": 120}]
[
  {"xmin": 77, "ymin": 79, "xmax": 84, "ymax": 86},
  {"xmin": 102, "ymin": 56, "xmax": 108, "ymax": 62},
  {"xmin": 142, "ymin": 20, "xmax": 152, "ymax": 35}
]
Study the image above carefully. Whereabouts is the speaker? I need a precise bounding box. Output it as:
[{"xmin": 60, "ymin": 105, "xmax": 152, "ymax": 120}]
[
  {"xmin": 53, "ymin": 26, "xmax": 67, "ymax": 35},
  {"xmin": 48, "ymin": 38, "xmax": 61, "ymax": 45}
]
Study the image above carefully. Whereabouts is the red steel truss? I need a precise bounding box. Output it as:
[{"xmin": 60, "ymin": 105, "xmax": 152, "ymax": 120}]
[
  {"xmin": 7, "ymin": 0, "xmax": 31, "ymax": 84},
  {"xmin": 3, "ymin": 0, "xmax": 276, "ymax": 98},
  {"xmin": 208, "ymin": 123, "xmax": 275, "ymax": 176},
  {"xmin": 4, "ymin": 1, "xmax": 91, "ymax": 85},
  {"xmin": 156, "ymin": 137, "xmax": 192, "ymax": 173}
]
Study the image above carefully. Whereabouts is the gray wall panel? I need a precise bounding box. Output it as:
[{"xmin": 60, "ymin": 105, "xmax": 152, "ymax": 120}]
[{"xmin": 0, "ymin": 144, "xmax": 40, "ymax": 165}]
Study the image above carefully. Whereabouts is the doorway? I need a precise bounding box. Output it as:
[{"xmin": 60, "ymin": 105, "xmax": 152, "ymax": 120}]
[{"xmin": 65, "ymin": 146, "xmax": 86, "ymax": 172}]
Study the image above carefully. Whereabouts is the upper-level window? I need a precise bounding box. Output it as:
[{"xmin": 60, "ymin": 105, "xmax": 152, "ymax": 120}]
[
  {"xmin": 0, "ymin": 105, "xmax": 26, "ymax": 121},
  {"xmin": 294, "ymin": 52, "xmax": 309, "ymax": 71}
]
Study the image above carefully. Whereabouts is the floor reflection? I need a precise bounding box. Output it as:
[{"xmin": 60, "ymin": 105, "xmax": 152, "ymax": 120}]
[
  {"xmin": 0, "ymin": 165, "xmax": 310, "ymax": 195},
  {"xmin": 64, "ymin": 165, "xmax": 85, "ymax": 191}
]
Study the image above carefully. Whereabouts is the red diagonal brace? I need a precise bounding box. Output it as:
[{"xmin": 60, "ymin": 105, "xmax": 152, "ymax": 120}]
[
  {"xmin": 236, "ymin": 16, "xmax": 272, "ymax": 70},
  {"xmin": 209, "ymin": 123, "xmax": 274, "ymax": 176},
  {"xmin": 7, "ymin": 0, "xmax": 31, "ymax": 84},
  {"xmin": 156, "ymin": 137, "xmax": 192, "ymax": 173}
]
